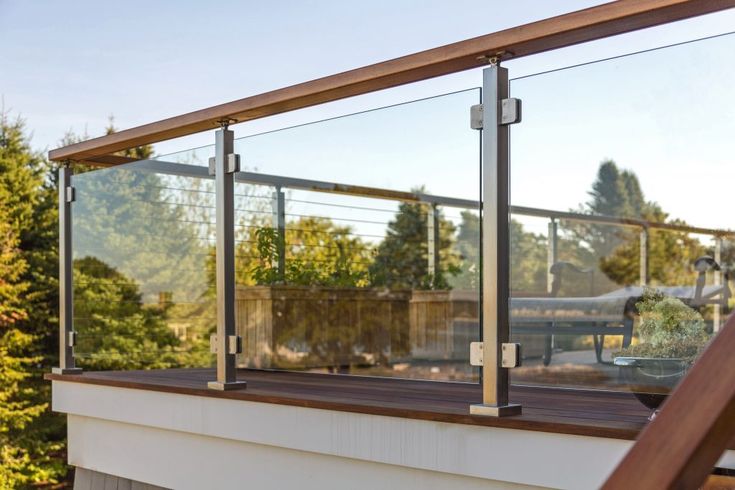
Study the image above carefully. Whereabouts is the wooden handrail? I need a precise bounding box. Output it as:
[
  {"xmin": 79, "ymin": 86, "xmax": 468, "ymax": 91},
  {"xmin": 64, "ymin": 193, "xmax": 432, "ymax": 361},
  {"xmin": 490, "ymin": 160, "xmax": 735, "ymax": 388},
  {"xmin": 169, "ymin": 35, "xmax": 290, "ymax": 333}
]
[
  {"xmin": 49, "ymin": 0, "xmax": 735, "ymax": 164},
  {"xmin": 602, "ymin": 313, "xmax": 735, "ymax": 489}
]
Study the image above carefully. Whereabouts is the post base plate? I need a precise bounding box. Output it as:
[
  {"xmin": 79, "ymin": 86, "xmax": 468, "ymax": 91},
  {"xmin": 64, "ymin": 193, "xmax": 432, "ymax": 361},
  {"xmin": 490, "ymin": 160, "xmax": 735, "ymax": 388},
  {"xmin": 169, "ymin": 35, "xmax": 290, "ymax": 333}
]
[
  {"xmin": 52, "ymin": 367, "xmax": 83, "ymax": 375},
  {"xmin": 470, "ymin": 403, "xmax": 522, "ymax": 417},
  {"xmin": 207, "ymin": 380, "xmax": 248, "ymax": 391}
]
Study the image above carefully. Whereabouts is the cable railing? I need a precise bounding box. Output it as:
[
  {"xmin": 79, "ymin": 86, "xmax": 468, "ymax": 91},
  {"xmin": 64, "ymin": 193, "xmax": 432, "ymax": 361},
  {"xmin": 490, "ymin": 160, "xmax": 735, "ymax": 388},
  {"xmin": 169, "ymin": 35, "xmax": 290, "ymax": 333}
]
[
  {"xmin": 96, "ymin": 159, "xmax": 735, "ymax": 291},
  {"xmin": 70, "ymin": 157, "xmax": 734, "ymax": 373}
]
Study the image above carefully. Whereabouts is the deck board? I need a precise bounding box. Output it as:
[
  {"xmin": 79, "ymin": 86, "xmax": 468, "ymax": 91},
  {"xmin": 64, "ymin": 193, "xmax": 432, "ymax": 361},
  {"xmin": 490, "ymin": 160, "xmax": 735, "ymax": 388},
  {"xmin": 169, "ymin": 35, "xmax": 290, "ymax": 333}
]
[{"xmin": 47, "ymin": 368, "xmax": 655, "ymax": 440}]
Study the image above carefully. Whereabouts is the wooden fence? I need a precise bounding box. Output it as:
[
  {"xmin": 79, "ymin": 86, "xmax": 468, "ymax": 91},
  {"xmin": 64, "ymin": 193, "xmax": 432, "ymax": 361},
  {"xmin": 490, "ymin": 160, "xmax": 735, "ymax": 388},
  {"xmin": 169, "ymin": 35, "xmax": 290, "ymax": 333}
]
[{"xmin": 235, "ymin": 286, "xmax": 546, "ymax": 369}]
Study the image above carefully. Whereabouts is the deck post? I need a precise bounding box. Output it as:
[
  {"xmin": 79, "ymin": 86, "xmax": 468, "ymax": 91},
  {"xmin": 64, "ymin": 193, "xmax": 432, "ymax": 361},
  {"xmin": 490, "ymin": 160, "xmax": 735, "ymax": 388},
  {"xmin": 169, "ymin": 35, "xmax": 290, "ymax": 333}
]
[
  {"xmin": 547, "ymin": 218, "xmax": 558, "ymax": 294},
  {"xmin": 639, "ymin": 226, "xmax": 649, "ymax": 286},
  {"xmin": 53, "ymin": 165, "xmax": 82, "ymax": 375},
  {"xmin": 271, "ymin": 186, "xmax": 286, "ymax": 280},
  {"xmin": 208, "ymin": 124, "xmax": 247, "ymax": 390},
  {"xmin": 470, "ymin": 62, "xmax": 521, "ymax": 416},
  {"xmin": 427, "ymin": 203, "xmax": 440, "ymax": 281},
  {"xmin": 714, "ymin": 236, "xmax": 723, "ymax": 332}
]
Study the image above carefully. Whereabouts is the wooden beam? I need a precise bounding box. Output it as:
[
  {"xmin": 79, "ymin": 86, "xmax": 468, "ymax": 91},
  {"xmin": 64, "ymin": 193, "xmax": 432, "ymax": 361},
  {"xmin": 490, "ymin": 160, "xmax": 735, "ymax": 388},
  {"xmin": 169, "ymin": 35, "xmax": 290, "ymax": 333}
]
[
  {"xmin": 79, "ymin": 155, "xmax": 139, "ymax": 167},
  {"xmin": 49, "ymin": 0, "xmax": 735, "ymax": 163},
  {"xmin": 602, "ymin": 314, "xmax": 735, "ymax": 489}
]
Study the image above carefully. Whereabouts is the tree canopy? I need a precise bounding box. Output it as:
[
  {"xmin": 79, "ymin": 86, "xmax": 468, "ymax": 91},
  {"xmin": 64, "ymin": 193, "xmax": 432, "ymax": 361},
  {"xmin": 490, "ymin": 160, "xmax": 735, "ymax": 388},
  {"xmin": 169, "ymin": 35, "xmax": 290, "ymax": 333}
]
[{"xmin": 369, "ymin": 195, "xmax": 460, "ymax": 290}]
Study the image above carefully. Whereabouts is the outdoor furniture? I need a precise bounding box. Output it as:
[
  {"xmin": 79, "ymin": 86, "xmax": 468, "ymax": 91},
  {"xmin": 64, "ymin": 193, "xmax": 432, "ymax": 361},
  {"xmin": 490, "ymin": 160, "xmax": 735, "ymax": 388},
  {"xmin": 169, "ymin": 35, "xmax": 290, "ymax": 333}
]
[
  {"xmin": 510, "ymin": 295, "xmax": 636, "ymax": 365},
  {"xmin": 600, "ymin": 256, "xmax": 731, "ymax": 311},
  {"xmin": 510, "ymin": 256, "xmax": 730, "ymax": 366}
]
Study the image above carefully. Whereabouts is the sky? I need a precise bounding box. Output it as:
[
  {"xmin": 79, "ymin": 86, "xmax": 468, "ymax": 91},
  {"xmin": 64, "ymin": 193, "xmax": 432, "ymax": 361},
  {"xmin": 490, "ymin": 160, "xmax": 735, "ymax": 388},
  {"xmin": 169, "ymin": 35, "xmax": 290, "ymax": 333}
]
[{"xmin": 2, "ymin": 1, "xmax": 735, "ymax": 232}]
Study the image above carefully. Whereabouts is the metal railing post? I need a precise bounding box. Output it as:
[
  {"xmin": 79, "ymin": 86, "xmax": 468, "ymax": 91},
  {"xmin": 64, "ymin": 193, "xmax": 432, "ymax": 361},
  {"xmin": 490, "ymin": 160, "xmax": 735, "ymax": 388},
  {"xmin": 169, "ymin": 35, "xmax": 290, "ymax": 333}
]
[
  {"xmin": 470, "ymin": 61, "xmax": 522, "ymax": 416},
  {"xmin": 640, "ymin": 226, "xmax": 650, "ymax": 286},
  {"xmin": 427, "ymin": 203, "xmax": 440, "ymax": 281},
  {"xmin": 271, "ymin": 186, "xmax": 286, "ymax": 280},
  {"xmin": 547, "ymin": 218, "xmax": 559, "ymax": 294},
  {"xmin": 208, "ymin": 124, "xmax": 247, "ymax": 390},
  {"xmin": 53, "ymin": 165, "xmax": 82, "ymax": 375},
  {"xmin": 714, "ymin": 236, "xmax": 723, "ymax": 332}
]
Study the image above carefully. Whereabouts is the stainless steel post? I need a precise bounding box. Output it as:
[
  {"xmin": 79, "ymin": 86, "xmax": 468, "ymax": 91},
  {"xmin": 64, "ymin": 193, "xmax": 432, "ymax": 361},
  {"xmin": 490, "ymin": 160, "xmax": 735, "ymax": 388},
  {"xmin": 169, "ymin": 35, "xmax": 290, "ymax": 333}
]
[
  {"xmin": 640, "ymin": 226, "xmax": 649, "ymax": 286},
  {"xmin": 470, "ymin": 63, "xmax": 521, "ymax": 416},
  {"xmin": 714, "ymin": 236, "xmax": 723, "ymax": 332},
  {"xmin": 547, "ymin": 218, "xmax": 558, "ymax": 294},
  {"xmin": 271, "ymin": 186, "xmax": 286, "ymax": 280},
  {"xmin": 208, "ymin": 126, "xmax": 247, "ymax": 390},
  {"xmin": 427, "ymin": 203, "xmax": 440, "ymax": 280},
  {"xmin": 52, "ymin": 165, "xmax": 82, "ymax": 375}
]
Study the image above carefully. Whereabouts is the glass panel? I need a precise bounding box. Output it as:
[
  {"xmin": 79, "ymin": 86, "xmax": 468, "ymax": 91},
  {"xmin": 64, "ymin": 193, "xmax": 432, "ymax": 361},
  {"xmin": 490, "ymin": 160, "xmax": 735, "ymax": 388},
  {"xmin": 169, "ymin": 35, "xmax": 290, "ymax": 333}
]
[
  {"xmin": 157, "ymin": 144, "xmax": 214, "ymax": 168},
  {"xmin": 72, "ymin": 161, "xmax": 215, "ymax": 370},
  {"xmin": 228, "ymin": 89, "xmax": 481, "ymax": 381},
  {"xmin": 509, "ymin": 32, "xmax": 735, "ymax": 406}
]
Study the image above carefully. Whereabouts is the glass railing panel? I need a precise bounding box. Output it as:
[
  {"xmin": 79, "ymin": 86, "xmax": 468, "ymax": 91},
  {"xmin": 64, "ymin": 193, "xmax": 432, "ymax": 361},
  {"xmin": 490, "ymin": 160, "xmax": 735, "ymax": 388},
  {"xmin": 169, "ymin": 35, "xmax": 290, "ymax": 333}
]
[
  {"xmin": 230, "ymin": 88, "xmax": 481, "ymax": 381},
  {"xmin": 157, "ymin": 144, "xmax": 214, "ymax": 168},
  {"xmin": 233, "ymin": 89, "xmax": 480, "ymax": 196},
  {"xmin": 72, "ymin": 160, "xmax": 215, "ymax": 370},
  {"xmin": 509, "ymin": 31, "xmax": 735, "ymax": 404}
]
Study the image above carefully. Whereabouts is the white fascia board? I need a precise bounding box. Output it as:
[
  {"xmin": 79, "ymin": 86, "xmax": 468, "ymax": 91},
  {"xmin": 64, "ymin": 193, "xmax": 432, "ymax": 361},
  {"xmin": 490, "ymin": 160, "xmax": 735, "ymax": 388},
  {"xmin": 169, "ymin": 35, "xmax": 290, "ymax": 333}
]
[{"xmin": 52, "ymin": 380, "xmax": 733, "ymax": 490}]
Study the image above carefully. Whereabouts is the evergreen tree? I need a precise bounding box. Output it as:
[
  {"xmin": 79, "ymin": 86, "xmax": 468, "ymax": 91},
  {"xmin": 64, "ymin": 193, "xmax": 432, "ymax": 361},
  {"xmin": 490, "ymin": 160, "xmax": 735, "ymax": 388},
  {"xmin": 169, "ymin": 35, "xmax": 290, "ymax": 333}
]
[
  {"xmin": 509, "ymin": 219, "xmax": 548, "ymax": 294},
  {"xmin": 0, "ymin": 112, "xmax": 58, "ymax": 360},
  {"xmin": 369, "ymin": 190, "xmax": 459, "ymax": 290},
  {"xmin": 0, "ymin": 112, "xmax": 66, "ymax": 487},
  {"xmin": 452, "ymin": 211, "xmax": 550, "ymax": 293},
  {"xmin": 575, "ymin": 160, "xmax": 706, "ymax": 288},
  {"xmin": 63, "ymin": 122, "xmax": 214, "ymax": 368},
  {"xmin": 0, "ymin": 183, "xmax": 61, "ymax": 487},
  {"xmin": 451, "ymin": 211, "xmax": 480, "ymax": 290},
  {"xmin": 72, "ymin": 257, "xmax": 184, "ymax": 370}
]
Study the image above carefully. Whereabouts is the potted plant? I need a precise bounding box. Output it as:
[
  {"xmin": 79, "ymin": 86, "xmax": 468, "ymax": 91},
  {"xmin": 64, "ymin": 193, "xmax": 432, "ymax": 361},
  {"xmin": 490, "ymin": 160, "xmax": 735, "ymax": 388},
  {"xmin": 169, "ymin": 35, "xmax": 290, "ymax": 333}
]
[{"xmin": 614, "ymin": 289, "xmax": 710, "ymax": 418}]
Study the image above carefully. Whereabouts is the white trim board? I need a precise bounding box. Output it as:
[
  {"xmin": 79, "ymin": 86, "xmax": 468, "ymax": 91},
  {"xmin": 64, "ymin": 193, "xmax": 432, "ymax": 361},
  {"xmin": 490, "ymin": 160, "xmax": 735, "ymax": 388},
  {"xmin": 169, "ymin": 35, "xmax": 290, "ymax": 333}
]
[
  {"xmin": 68, "ymin": 415, "xmax": 543, "ymax": 490},
  {"xmin": 53, "ymin": 380, "xmax": 735, "ymax": 490}
]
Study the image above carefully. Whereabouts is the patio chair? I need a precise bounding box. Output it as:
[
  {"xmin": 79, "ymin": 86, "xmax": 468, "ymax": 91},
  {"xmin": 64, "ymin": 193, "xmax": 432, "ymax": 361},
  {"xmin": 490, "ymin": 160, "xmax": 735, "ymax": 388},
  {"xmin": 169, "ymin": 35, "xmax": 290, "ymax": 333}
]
[{"xmin": 511, "ymin": 260, "xmax": 636, "ymax": 366}]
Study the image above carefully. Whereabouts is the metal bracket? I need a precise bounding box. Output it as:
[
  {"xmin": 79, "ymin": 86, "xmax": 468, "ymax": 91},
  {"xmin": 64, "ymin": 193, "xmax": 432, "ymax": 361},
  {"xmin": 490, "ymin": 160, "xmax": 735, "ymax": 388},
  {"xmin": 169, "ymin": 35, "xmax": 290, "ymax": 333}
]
[
  {"xmin": 501, "ymin": 343, "xmax": 522, "ymax": 368},
  {"xmin": 500, "ymin": 98, "xmax": 522, "ymax": 125},
  {"xmin": 210, "ymin": 334, "xmax": 243, "ymax": 355},
  {"xmin": 471, "ymin": 99, "xmax": 522, "ymax": 129},
  {"xmin": 470, "ymin": 341, "xmax": 484, "ymax": 366},
  {"xmin": 65, "ymin": 186, "xmax": 75, "ymax": 203},
  {"xmin": 470, "ymin": 342, "xmax": 522, "ymax": 368},
  {"xmin": 208, "ymin": 154, "xmax": 241, "ymax": 175},
  {"xmin": 216, "ymin": 117, "xmax": 237, "ymax": 129},
  {"xmin": 470, "ymin": 104, "xmax": 484, "ymax": 130}
]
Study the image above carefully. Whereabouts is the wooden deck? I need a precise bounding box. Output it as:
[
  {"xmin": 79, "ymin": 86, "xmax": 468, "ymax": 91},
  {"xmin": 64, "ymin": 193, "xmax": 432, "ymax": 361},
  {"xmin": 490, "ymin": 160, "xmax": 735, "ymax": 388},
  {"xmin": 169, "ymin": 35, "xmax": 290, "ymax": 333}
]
[{"xmin": 47, "ymin": 368, "xmax": 657, "ymax": 440}]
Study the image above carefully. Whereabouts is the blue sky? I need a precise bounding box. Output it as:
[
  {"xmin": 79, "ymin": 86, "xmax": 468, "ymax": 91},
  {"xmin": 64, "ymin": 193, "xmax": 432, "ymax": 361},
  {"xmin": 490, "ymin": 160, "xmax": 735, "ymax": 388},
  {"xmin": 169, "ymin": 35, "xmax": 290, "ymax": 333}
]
[{"xmin": 2, "ymin": 1, "xmax": 734, "ymax": 230}]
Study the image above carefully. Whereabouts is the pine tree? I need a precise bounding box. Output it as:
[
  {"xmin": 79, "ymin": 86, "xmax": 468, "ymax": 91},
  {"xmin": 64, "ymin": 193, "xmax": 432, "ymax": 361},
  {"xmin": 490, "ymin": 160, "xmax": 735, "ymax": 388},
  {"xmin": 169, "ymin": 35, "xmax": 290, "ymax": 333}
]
[
  {"xmin": 576, "ymin": 160, "xmax": 706, "ymax": 288},
  {"xmin": 0, "ymin": 184, "xmax": 59, "ymax": 488},
  {"xmin": 63, "ymin": 121, "xmax": 213, "ymax": 369},
  {"xmin": 0, "ymin": 112, "xmax": 58, "ymax": 358},
  {"xmin": 452, "ymin": 211, "xmax": 480, "ymax": 289},
  {"xmin": 369, "ymin": 191, "xmax": 459, "ymax": 290},
  {"xmin": 0, "ymin": 111, "xmax": 66, "ymax": 487}
]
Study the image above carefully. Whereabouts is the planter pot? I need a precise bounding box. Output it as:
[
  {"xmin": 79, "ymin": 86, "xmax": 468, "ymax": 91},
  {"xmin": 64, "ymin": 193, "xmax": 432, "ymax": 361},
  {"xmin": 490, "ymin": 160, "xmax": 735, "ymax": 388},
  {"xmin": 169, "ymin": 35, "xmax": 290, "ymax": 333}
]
[{"xmin": 613, "ymin": 357, "xmax": 688, "ymax": 412}]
